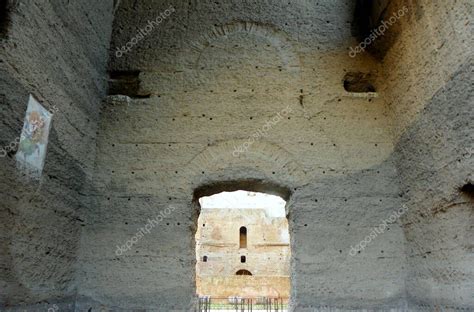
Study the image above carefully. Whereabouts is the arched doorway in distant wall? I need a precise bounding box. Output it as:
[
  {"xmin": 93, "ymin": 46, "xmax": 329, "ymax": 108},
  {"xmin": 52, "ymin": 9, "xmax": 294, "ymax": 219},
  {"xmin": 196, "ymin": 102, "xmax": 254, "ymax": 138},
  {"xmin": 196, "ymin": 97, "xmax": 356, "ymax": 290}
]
[{"xmin": 236, "ymin": 269, "xmax": 252, "ymax": 276}]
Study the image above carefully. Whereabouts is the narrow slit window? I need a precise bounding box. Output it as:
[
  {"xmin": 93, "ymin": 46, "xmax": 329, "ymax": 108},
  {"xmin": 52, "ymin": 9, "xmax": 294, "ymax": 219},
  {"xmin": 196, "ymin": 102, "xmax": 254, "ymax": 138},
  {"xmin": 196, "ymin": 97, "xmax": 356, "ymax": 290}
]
[
  {"xmin": 241, "ymin": 255, "xmax": 246, "ymax": 263},
  {"xmin": 239, "ymin": 226, "xmax": 247, "ymax": 248}
]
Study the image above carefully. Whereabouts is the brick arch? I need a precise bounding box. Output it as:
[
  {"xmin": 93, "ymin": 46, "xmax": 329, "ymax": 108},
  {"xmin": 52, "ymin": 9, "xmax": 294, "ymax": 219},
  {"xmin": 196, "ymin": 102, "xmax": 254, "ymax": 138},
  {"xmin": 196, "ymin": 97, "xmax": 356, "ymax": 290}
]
[
  {"xmin": 180, "ymin": 139, "xmax": 308, "ymax": 196},
  {"xmin": 187, "ymin": 140, "xmax": 300, "ymax": 309},
  {"xmin": 189, "ymin": 21, "xmax": 301, "ymax": 73}
]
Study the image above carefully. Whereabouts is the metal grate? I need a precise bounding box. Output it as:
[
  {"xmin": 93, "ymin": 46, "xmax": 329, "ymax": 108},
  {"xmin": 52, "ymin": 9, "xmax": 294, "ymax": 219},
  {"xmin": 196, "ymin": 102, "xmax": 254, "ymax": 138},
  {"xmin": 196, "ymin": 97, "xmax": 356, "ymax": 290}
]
[{"xmin": 198, "ymin": 297, "xmax": 288, "ymax": 312}]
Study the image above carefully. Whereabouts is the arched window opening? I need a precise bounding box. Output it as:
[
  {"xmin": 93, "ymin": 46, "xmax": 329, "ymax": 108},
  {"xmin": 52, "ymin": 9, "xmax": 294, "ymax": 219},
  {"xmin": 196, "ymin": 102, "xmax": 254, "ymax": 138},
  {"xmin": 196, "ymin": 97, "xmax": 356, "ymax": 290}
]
[
  {"xmin": 195, "ymin": 188, "xmax": 290, "ymax": 302},
  {"xmin": 236, "ymin": 269, "xmax": 252, "ymax": 276},
  {"xmin": 239, "ymin": 226, "xmax": 247, "ymax": 248}
]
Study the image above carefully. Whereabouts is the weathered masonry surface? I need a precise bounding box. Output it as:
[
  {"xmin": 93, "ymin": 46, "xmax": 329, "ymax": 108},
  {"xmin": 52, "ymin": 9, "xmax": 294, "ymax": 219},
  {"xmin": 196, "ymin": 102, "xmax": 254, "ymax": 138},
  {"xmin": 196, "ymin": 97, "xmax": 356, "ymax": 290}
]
[{"xmin": 0, "ymin": 0, "xmax": 472, "ymax": 311}]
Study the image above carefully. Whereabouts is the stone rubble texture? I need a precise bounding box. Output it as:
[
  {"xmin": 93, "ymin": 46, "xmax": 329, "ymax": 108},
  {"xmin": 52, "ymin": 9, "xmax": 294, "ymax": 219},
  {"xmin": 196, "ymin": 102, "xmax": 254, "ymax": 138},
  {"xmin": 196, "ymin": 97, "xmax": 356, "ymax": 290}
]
[
  {"xmin": 0, "ymin": 0, "xmax": 472, "ymax": 311},
  {"xmin": 0, "ymin": 0, "xmax": 114, "ymax": 310}
]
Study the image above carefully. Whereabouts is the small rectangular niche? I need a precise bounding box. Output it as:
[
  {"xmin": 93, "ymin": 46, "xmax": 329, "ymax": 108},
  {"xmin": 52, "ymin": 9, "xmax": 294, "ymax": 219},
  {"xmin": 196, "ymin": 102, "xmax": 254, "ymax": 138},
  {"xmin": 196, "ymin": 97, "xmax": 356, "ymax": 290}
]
[
  {"xmin": 343, "ymin": 72, "xmax": 377, "ymax": 94},
  {"xmin": 108, "ymin": 71, "xmax": 150, "ymax": 98}
]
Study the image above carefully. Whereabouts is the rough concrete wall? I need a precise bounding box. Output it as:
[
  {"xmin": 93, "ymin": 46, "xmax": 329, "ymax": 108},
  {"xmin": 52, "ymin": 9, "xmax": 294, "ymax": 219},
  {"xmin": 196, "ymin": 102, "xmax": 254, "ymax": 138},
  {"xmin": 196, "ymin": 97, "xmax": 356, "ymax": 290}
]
[
  {"xmin": 76, "ymin": 1, "xmax": 408, "ymax": 310},
  {"xmin": 397, "ymin": 61, "xmax": 474, "ymax": 310},
  {"xmin": 378, "ymin": 0, "xmax": 473, "ymax": 138},
  {"xmin": 0, "ymin": 0, "xmax": 113, "ymax": 309},
  {"xmin": 376, "ymin": 0, "xmax": 474, "ymax": 310}
]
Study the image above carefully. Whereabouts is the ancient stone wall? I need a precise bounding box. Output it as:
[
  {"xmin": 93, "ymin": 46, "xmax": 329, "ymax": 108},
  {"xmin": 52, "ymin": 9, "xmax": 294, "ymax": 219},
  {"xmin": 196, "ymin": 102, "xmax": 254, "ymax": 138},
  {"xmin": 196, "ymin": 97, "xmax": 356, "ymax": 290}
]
[
  {"xmin": 1, "ymin": 0, "xmax": 470, "ymax": 311},
  {"xmin": 0, "ymin": 0, "xmax": 114, "ymax": 309},
  {"xmin": 78, "ymin": 1, "xmax": 407, "ymax": 310},
  {"xmin": 197, "ymin": 276, "xmax": 290, "ymax": 299},
  {"xmin": 374, "ymin": 0, "xmax": 473, "ymax": 309}
]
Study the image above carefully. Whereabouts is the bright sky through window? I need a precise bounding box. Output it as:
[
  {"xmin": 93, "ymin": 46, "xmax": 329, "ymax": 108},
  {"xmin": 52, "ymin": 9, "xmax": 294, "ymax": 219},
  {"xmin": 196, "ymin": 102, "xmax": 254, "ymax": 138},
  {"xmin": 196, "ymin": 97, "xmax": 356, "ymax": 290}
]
[{"xmin": 199, "ymin": 190, "xmax": 286, "ymax": 218}]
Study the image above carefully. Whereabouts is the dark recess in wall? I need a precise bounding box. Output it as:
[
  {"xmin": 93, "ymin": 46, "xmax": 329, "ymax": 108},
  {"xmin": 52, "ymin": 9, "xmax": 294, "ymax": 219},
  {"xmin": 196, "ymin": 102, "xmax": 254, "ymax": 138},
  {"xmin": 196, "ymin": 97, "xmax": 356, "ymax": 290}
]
[
  {"xmin": 0, "ymin": 0, "xmax": 9, "ymax": 38},
  {"xmin": 352, "ymin": 0, "xmax": 401, "ymax": 60},
  {"xmin": 108, "ymin": 70, "xmax": 150, "ymax": 98},
  {"xmin": 460, "ymin": 183, "xmax": 474, "ymax": 198},
  {"xmin": 343, "ymin": 72, "xmax": 376, "ymax": 93},
  {"xmin": 352, "ymin": 0, "xmax": 373, "ymax": 39}
]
